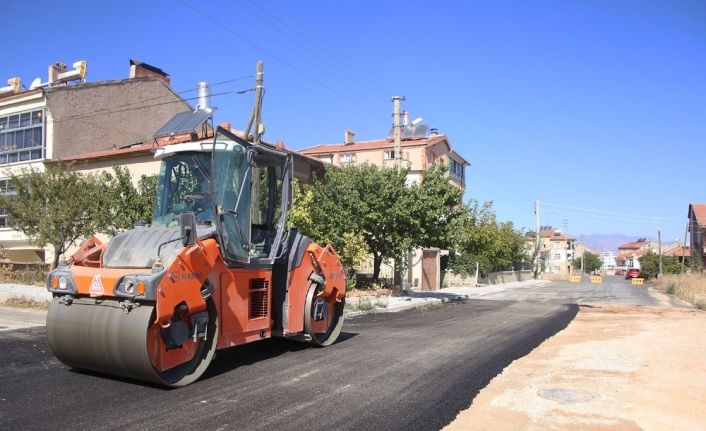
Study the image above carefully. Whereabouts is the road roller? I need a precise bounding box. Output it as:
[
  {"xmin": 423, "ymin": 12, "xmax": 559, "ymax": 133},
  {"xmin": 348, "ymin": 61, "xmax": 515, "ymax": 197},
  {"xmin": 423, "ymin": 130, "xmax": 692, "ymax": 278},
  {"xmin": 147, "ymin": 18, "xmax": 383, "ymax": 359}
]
[{"xmin": 45, "ymin": 126, "xmax": 346, "ymax": 387}]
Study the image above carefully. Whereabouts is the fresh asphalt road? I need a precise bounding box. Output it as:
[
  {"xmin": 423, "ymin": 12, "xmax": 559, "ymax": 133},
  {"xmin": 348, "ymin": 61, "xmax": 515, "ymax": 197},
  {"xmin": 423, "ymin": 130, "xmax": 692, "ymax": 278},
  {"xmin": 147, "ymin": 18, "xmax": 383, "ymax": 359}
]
[{"xmin": 0, "ymin": 277, "xmax": 666, "ymax": 431}]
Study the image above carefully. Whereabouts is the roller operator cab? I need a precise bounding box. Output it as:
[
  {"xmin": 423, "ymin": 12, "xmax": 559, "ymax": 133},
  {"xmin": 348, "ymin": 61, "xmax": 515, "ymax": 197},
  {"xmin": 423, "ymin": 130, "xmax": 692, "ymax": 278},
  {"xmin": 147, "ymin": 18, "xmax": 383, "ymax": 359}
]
[{"xmin": 45, "ymin": 127, "xmax": 346, "ymax": 387}]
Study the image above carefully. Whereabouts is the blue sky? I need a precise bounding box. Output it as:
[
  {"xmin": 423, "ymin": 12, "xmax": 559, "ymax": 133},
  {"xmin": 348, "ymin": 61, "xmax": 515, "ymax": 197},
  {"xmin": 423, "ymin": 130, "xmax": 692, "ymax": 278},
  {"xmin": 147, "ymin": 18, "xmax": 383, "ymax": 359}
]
[{"xmin": 3, "ymin": 0, "xmax": 705, "ymax": 242}]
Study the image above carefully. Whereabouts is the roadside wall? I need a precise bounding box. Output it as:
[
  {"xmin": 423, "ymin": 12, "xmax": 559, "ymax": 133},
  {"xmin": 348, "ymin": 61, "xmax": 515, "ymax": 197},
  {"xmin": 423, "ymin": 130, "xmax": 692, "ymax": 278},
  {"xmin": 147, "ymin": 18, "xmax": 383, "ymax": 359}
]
[
  {"xmin": 480, "ymin": 270, "xmax": 533, "ymax": 285},
  {"xmin": 447, "ymin": 271, "xmax": 478, "ymax": 288}
]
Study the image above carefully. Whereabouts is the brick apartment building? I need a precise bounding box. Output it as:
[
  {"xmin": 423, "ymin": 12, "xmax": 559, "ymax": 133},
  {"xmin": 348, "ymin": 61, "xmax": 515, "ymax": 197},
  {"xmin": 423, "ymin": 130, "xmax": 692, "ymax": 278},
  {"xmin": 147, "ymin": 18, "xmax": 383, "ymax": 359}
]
[
  {"xmin": 300, "ymin": 122, "xmax": 470, "ymax": 290},
  {"xmin": 0, "ymin": 59, "xmax": 190, "ymax": 265}
]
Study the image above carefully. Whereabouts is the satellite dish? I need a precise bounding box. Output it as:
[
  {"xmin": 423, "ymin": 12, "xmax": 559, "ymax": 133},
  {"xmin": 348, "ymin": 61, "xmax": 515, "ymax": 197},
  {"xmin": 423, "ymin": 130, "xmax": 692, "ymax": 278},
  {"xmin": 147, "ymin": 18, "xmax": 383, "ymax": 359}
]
[
  {"xmin": 29, "ymin": 77, "xmax": 42, "ymax": 90},
  {"xmin": 411, "ymin": 117, "xmax": 423, "ymax": 126}
]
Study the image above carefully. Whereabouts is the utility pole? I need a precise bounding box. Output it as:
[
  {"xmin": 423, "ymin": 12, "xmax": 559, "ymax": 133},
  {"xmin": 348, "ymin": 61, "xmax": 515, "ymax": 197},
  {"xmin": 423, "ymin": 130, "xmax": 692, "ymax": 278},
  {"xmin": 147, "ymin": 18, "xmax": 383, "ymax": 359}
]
[
  {"xmin": 245, "ymin": 61, "xmax": 264, "ymax": 143},
  {"xmin": 392, "ymin": 96, "xmax": 405, "ymax": 170},
  {"xmin": 580, "ymin": 235, "xmax": 585, "ymax": 275},
  {"xmin": 391, "ymin": 96, "xmax": 405, "ymax": 290},
  {"xmin": 658, "ymin": 229, "xmax": 662, "ymax": 278},
  {"xmin": 681, "ymin": 221, "xmax": 688, "ymax": 274},
  {"xmin": 534, "ymin": 199, "xmax": 541, "ymax": 277}
]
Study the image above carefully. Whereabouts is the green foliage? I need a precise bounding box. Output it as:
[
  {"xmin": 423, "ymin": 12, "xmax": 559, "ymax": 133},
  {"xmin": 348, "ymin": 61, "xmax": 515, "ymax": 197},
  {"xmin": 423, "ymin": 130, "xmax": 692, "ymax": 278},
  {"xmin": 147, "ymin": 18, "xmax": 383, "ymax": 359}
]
[
  {"xmin": 287, "ymin": 179, "xmax": 315, "ymax": 233},
  {"xmin": 639, "ymin": 251, "xmax": 682, "ymax": 279},
  {"xmin": 288, "ymin": 163, "xmax": 463, "ymax": 281},
  {"xmin": 448, "ymin": 200, "xmax": 527, "ymax": 276},
  {"xmin": 1, "ymin": 164, "xmax": 157, "ymax": 268},
  {"xmin": 0, "ymin": 164, "xmax": 106, "ymax": 268},
  {"xmin": 411, "ymin": 164, "xmax": 464, "ymax": 249},
  {"xmin": 577, "ymin": 251, "xmax": 603, "ymax": 274},
  {"xmin": 338, "ymin": 231, "xmax": 369, "ymax": 277},
  {"xmin": 97, "ymin": 166, "xmax": 157, "ymax": 234}
]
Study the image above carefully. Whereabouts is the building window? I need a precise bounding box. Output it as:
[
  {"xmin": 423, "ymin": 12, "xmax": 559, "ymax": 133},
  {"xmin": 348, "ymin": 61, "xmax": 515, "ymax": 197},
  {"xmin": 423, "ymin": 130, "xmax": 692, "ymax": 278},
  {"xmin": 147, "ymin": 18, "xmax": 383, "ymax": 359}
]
[
  {"xmin": 450, "ymin": 158, "xmax": 465, "ymax": 183},
  {"xmin": 554, "ymin": 254, "xmax": 561, "ymax": 260},
  {"xmin": 340, "ymin": 153, "xmax": 355, "ymax": 164},
  {"xmin": 0, "ymin": 109, "xmax": 45, "ymax": 165},
  {"xmin": 0, "ymin": 179, "xmax": 18, "ymax": 228},
  {"xmin": 383, "ymin": 150, "xmax": 395, "ymax": 160}
]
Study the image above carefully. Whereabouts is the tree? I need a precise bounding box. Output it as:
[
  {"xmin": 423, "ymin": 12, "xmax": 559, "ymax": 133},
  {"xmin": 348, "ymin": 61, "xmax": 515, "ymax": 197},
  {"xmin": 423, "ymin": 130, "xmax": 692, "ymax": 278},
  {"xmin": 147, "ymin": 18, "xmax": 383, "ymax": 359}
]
[
  {"xmin": 289, "ymin": 164, "xmax": 463, "ymax": 282},
  {"xmin": 449, "ymin": 200, "xmax": 528, "ymax": 277},
  {"xmin": 639, "ymin": 251, "xmax": 681, "ymax": 279},
  {"xmin": 292, "ymin": 164, "xmax": 413, "ymax": 281},
  {"xmin": 577, "ymin": 251, "xmax": 602, "ymax": 274},
  {"xmin": 1, "ymin": 165, "xmax": 106, "ymax": 268},
  {"xmin": 97, "ymin": 166, "xmax": 157, "ymax": 233},
  {"xmin": 410, "ymin": 164, "xmax": 465, "ymax": 249}
]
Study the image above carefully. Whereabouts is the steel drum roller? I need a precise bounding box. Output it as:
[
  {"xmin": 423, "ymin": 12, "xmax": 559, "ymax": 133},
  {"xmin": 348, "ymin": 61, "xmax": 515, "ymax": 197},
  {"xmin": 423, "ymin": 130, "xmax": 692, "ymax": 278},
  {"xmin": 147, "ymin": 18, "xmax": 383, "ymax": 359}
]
[{"xmin": 47, "ymin": 297, "xmax": 217, "ymax": 387}]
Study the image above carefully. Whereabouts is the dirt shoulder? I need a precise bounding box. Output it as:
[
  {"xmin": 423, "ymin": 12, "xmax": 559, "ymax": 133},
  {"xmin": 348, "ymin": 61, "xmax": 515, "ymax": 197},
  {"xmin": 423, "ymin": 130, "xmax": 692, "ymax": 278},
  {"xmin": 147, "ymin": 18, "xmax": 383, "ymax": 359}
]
[{"xmin": 444, "ymin": 304, "xmax": 706, "ymax": 431}]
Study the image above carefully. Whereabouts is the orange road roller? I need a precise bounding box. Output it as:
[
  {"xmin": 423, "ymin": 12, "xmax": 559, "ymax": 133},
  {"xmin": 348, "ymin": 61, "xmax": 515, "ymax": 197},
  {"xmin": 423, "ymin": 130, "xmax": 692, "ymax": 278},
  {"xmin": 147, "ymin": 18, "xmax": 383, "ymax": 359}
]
[{"xmin": 45, "ymin": 127, "xmax": 346, "ymax": 387}]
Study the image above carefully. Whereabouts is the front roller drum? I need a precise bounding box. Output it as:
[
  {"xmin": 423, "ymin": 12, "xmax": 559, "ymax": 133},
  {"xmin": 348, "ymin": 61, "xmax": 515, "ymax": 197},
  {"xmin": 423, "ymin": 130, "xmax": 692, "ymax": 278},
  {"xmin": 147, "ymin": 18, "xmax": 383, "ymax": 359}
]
[{"xmin": 46, "ymin": 297, "xmax": 218, "ymax": 387}]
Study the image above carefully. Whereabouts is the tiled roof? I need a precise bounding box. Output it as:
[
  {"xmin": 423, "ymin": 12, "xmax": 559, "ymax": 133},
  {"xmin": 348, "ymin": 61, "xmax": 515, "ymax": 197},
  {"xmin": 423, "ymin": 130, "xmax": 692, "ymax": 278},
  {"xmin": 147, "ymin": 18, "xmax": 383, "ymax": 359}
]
[
  {"xmin": 539, "ymin": 230, "xmax": 574, "ymax": 241},
  {"xmin": 51, "ymin": 133, "xmax": 196, "ymax": 162},
  {"xmin": 689, "ymin": 203, "xmax": 706, "ymax": 226},
  {"xmin": 617, "ymin": 241, "xmax": 650, "ymax": 250},
  {"xmin": 616, "ymin": 249, "xmax": 648, "ymax": 259},
  {"xmin": 664, "ymin": 246, "xmax": 690, "ymax": 257},
  {"xmin": 51, "ymin": 131, "xmax": 326, "ymax": 174},
  {"xmin": 300, "ymin": 135, "xmax": 448, "ymax": 155}
]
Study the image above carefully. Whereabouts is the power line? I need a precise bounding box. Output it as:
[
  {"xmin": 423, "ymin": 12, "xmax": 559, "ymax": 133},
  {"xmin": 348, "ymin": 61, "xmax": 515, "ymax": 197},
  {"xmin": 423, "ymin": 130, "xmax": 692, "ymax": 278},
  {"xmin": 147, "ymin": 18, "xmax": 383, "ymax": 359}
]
[
  {"xmin": 256, "ymin": 0, "xmax": 436, "ymax": 124},
  {"xmin": 262, "ymin": 0, "xmax": 406, "ymax": 102},
  {"xmin": 107, "ymin": 74, "xmax": 254, "ymax": 111},
  {"xmin": 178, "ymin": 0, "xmax": 387, "ymax": 123},
  {"xmin": 224, "ymin": 0, "xmax": 391, "ymax": 102},
  {"xmin": 541, "ymin": 207, "xmax": 684, "ymax": 227},
  {"xmin": 542, "ymin": 201, "xmax": 679, "ymax": 222},
  {"xmin": 47, "ymin": 89, "xmax": 254, "ymax": 125}
]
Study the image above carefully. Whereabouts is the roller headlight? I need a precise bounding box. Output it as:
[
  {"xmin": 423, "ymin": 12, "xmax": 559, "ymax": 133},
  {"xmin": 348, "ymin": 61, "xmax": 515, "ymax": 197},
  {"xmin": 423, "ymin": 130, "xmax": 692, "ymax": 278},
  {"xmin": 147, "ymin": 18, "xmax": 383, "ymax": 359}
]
[
  {"xmin": 124, "ymin": 280, "xmax": 135, "ymax": 295},
  {"xmin": 115, "ymin": 276, "xmax": 151, "ymax": 298},
  {"xmin": 47, "ymin": 270, "xmax": 76, "ymax": 294}
]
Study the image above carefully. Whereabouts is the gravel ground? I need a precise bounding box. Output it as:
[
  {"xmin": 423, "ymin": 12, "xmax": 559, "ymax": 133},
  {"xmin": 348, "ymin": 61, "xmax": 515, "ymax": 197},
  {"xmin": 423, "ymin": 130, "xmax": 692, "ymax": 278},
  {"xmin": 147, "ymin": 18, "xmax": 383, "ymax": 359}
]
[{"xmin": 444, "ymin": 283, "xmax": 705, "ymax": 431}]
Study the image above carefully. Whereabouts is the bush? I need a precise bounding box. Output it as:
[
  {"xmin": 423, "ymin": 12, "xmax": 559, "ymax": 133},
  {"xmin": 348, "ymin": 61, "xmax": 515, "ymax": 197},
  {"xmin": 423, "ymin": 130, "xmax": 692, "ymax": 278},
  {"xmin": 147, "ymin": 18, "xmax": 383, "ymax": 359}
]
[
  {"xmin": 346, "ymin": 279, "xmax": 356, "ymax": 291},
  {"xmin": 0, "ymin": 264, "xmax": 46, "ymax": 286}
]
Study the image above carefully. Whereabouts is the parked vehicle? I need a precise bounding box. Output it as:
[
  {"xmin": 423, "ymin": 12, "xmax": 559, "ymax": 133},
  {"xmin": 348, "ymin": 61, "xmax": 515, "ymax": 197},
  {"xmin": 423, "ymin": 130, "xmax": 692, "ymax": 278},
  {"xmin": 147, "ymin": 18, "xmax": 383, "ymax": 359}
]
[
  {"xmin": 615, "ymin": 269, "xmax": 625, "ymax": 276},
  {"xmin": 625, "ymin": 268, "xmax": 641, "ymax": 279}
]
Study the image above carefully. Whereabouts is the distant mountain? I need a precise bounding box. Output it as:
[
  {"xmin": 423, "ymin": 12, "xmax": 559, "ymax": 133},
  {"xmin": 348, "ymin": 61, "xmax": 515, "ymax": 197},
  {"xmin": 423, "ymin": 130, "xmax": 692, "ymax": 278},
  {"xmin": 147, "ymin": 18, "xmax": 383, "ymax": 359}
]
[{"xmin": 579, "ymin": 234, "xmax": 656, "ymax": 253}]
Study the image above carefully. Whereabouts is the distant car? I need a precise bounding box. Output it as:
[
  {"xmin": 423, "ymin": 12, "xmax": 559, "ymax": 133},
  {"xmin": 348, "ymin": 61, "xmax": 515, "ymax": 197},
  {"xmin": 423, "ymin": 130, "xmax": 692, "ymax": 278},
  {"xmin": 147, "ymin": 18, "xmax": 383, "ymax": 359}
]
[
  {"xmin": 625, "ymin": 268, "xmax": 641, "ymax": 279},
  {"xmin": 615, "ymin": 269, "xmax": 625, "ymax": 276}
]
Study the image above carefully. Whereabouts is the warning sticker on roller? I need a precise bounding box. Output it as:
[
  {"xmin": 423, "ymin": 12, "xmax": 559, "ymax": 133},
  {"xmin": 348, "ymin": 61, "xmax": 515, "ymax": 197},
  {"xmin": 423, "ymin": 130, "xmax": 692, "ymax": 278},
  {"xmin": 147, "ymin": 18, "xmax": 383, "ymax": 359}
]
[{"xmin": 89, "ymin": 274, "xmax": 105, "ymax": 297}]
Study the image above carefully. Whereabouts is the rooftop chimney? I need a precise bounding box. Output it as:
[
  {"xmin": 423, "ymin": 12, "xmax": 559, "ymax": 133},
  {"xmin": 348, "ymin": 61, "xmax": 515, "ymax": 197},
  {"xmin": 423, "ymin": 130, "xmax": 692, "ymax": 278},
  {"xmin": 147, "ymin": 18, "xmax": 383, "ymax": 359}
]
[
  {"xmin": 344, "ymin": 129, "xmax": 355, "ymax": 144},
  {"xmin": 129, "ymin": 59, "xmax": 170, "ymax": 86},
  {"xmin": 402, "ymin": 111, "xmax": 409, "ymax": 126}
]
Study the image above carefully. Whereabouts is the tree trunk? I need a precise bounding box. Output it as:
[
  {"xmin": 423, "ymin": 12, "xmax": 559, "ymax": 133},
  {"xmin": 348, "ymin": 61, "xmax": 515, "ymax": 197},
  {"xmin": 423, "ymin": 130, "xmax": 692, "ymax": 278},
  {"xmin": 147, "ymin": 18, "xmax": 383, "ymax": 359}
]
[
  {"xmin": 372, "ymin": 253, "xmax": 382, "ymax": 282},
  {"xmin": 52, "ymin": 244, "xmax": 64, "ymax": 270}
]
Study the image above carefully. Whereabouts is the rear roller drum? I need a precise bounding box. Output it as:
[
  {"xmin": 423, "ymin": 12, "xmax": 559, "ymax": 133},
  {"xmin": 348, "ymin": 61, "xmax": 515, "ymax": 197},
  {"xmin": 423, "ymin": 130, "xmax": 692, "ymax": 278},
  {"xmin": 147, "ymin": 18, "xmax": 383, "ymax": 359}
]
[{"xmin": 303, "ymin": 282, "xmax": 344, "ymax": 346}]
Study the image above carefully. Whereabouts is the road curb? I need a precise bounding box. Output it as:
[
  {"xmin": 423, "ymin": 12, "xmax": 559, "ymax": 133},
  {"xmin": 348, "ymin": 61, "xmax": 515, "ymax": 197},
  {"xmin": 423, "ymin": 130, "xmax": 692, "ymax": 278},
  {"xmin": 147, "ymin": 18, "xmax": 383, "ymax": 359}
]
[{"xmin": 344, "ymin": 279, "xmax": 549, "ymax": 318}]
